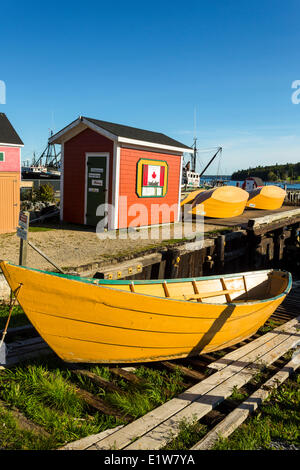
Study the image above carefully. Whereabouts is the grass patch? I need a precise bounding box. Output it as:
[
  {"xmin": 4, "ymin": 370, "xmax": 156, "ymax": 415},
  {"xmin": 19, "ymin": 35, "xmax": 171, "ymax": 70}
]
[
  {"xmin": 227, "ymin": 385, "xmax": 248, "ymax": 403},
  {"xmin": 163, "ymin": 417, "xmax": 208, "ymax": 450},
  {"xmin": 28, "ymin": 227, "xmax": 56, "ymax": 232},
  {"xmin": 0, "ymin": 302, "xmax": 29, "ymax": 329},
  {"xmin": 0, "ymin": 406, "xmax": 56, "ymax": 450},
  {"xmin": 0, "ymin": 359, "xmax": 186, "ymax": 449},
  {"xmin": 105, "ymin": 366, "xmax": 185, "ymax": 419},
  {"xmin": 0, "ymin": 359, "xmax": 125, "ymax": 449}
]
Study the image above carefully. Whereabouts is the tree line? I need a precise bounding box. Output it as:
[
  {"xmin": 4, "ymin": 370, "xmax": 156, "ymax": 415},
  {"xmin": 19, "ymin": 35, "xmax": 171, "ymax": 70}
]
[{"xmin": 231, "ymin": 162, "xmax": 300, "ymax": 182}]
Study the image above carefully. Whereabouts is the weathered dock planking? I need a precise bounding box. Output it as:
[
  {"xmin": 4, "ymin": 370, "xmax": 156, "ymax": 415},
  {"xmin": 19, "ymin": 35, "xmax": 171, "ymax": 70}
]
[
  {"xmin": 207, "ymin": 316, "xmax": 300, "ymax": 371},
  {"xmin": 60, "ymin": 425, "xmax": 125, "ymax": 451},
  {"xmin": 191, "ymin": 355, "xmax": 300, "ymax": 450},
  {"xmin": 83, "ymin": 315, "xmax": 300, "ymax": 450}
]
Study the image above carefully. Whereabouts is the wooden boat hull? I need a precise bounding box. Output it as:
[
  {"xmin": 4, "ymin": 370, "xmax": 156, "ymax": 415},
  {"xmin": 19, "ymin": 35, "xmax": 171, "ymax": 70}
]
[
  {"xmin": 188, "ymin": 186, "xmax": 249, "ymax": 218},
  {"xmin": 246, "ymin": 185, "xmax": 286, "ymax": 210},
  {"xmin": 180, "ymin": 189, "xmax": 204, "ymax": 206},
  {"xmin": 0, "ymin": 262, "xmax": 291, "ymax": 364}
]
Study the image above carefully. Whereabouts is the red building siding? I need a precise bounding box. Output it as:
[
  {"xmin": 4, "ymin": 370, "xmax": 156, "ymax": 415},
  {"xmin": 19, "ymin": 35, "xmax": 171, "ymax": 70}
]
[
  {"xmin": 0, "ymin": 146, "xmax": 21, "ymax": 172},
  {"xmin": 63, "ymin": 128, "xmax": 114, "ymax": 224},
  {"xmin": 118, "ymin": 147, "xmax": 181, "ymax": 229}
]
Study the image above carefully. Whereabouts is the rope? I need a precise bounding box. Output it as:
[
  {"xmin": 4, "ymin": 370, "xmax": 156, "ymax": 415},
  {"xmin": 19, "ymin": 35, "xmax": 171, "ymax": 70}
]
[{"xmin": 0, "ymin": 284, "xmax": 23, "ymax": 349}]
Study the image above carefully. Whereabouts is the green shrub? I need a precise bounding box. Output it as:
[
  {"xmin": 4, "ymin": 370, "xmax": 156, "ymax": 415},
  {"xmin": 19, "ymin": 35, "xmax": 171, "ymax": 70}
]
[{"xmin": 35, "ymin": 184, "xmax": 55, "ymax": 202}]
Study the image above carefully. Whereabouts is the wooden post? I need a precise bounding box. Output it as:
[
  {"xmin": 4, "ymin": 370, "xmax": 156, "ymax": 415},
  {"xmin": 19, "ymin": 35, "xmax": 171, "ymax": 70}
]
[
  {"xmin": 18, "ymin": 211, "xmax": 29, "ymax": 266},
  {"xmin": 19, "ymin": 239, "xmax": 28, "ymax": 266},
  {"xmin": 17, "ymin": 211, "xmax": 65, "ymax": 274},
  {"xmin": 216, "ymin": 235, "xmax": 225, "ymax": 271},
  {"xmin": 274, "ymin": 228, "xmax": 287, "ymax": 265},
  {"xmin": 165, "ymin": 248, "xmax": 182, "ymax": 279}
]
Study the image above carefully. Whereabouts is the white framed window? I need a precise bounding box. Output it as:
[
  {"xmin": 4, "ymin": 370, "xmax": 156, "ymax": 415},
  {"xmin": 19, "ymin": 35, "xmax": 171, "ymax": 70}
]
[{"xmin": 0, "ymin": 151, "xmax": 5, "ymax": 162}]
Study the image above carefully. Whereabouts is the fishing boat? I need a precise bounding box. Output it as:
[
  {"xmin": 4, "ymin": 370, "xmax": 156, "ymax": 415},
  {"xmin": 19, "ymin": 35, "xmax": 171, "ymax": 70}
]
[
  {"xmin": 246, "ymin": 185, "xmax": 286, "ymax": 210},
  {"xmin": 184, "ymin": 185, "xmax": 249, "ymax": 218},
  {"xmin": 0, "ymin": 261, "xmax": 291, "ymax": 364}
]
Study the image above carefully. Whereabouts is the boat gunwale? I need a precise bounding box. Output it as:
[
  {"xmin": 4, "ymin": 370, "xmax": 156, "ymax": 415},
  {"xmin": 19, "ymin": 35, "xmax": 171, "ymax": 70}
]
[{"xmin": 1, "ymin": 262, "xmax": 292, "ymax": 308}]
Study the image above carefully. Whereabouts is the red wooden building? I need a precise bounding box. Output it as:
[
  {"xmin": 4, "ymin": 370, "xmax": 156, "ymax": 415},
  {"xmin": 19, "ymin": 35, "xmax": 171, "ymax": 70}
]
[
  {"xmin": 0, "ymin": 113, "xmax": 23, "ymax": 233},
  {"xmin": 49, "ymin": 117, "xmax": 193, "ymax": 230},
  {"xmin": 242, "ymin": 176, "xmax": 264, "ymax": 191}
]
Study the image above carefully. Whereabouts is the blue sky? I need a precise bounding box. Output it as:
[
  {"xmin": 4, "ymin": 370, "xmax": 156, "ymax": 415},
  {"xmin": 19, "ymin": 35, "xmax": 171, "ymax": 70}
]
[{"xmin": 1, "ymin": 0, "xmax": 299, "ymax": 174}]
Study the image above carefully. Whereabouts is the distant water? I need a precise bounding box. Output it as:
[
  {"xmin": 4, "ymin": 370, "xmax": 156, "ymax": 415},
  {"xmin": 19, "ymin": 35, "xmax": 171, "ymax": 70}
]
[{"xmin": 200, "ymin": 176, "xmax": 300, "ymax": 190}]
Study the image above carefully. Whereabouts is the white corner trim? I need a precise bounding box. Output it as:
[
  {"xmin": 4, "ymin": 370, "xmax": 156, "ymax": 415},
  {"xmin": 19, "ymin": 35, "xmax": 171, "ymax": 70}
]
[
  {"xmin": 112, "ymin": 143, "xmax": 121, "ymax": 230},
  {"xmin": 60, "ymin": 143, "xmax": 64, "ymax": 221},
  {"xmin": 177, "ymin": 154, "xmax": 183, "ymax": 222}
]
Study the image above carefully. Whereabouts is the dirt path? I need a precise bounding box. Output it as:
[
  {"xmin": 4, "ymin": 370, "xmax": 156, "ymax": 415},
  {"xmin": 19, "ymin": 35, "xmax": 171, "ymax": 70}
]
[{"xmin": 0, "ymin": 221, "xmax": 226, "ymax": 272}]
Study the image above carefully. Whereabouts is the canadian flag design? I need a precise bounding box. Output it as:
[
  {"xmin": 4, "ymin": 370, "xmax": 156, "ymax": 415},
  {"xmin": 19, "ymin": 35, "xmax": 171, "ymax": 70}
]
[{"xmin": 143, "ymin": 164, "xmax": 165, "ymax": 186}]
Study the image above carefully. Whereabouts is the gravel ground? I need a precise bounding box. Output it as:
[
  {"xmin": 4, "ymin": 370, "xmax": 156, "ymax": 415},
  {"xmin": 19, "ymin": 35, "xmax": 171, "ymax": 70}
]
[{"xmin": 0, "ymin": 221, "xmax": 224, "ymax": 271}]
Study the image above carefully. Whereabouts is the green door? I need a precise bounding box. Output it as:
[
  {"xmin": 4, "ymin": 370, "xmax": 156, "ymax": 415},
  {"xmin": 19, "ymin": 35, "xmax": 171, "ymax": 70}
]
[{"xmin": 86, "ymin": 156, "xmax": 108, "ymax": 226}]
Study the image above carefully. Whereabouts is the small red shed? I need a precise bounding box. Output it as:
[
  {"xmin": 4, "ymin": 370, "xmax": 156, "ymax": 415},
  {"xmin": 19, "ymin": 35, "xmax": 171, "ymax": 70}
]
[
  {"xmin": 242, "ymin": 176, "xmax": 264, "ymax": 192},
  {"xmin": 0, "ymin": 113, "xmax": 23, "ymax": 233},
  {"xmin": 49, "ymin": 117, "xmax": 193, "ymax": 230}
]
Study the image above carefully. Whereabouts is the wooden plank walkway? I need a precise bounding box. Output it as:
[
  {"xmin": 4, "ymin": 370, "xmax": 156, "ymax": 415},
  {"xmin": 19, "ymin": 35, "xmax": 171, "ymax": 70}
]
[
  {"xmin": 83, "ymin": 315, "xmax": 300, "ymax": 450},
  {"xmin": 60, "ymin": 425, "xmax": 124, "ymax": 451},
  {"xmin": 191, "ymin": 355, "xmax": 300, "ymax": 449}
]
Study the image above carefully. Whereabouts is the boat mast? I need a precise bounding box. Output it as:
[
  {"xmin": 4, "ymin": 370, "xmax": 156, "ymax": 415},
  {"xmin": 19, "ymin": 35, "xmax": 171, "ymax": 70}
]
[
  {"xmin": 192, "ymin": 137, "xmax": 197, "ymax": 172},
  {"xmin": 33, "ymin": 130, "xmax": 61, "ymax": 169},
  {"xmin": 191, "ymin": 107, "xmax": 198, "ymax": 173}
]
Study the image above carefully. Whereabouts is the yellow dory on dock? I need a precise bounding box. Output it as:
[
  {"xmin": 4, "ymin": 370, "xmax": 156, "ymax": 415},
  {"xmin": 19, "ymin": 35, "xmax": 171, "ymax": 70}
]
[
  {"xmin": 180, "ymin": 189, "xmax": 204, "ymax": 206},
  {"xmin": 0, "ymin": 261, "xmax": 291, "ymax": 364},
  {"xmin": 183, "ymin": 185, "xmax": 249, "ymax": 218},
  {"xmin": 246, "ymin": 185, "xmax": 287, "ymax": 210}
]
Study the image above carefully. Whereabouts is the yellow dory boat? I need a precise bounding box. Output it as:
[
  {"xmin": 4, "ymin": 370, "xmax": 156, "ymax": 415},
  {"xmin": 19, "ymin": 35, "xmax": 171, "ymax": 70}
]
[
  {"xmin": 246, "ymin": 185, "xmax": 287, "ymax": 210},
  {"xmin": 180, "ymin": 189, "xmax": 204, "ymax": 206},
  {"xmin": 185, "ymin": 185, "xmax": 249, "ymax": 218},
  {"xmin": 0, "ymin": 261, "xmax": 291, "ymax": 364}
]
